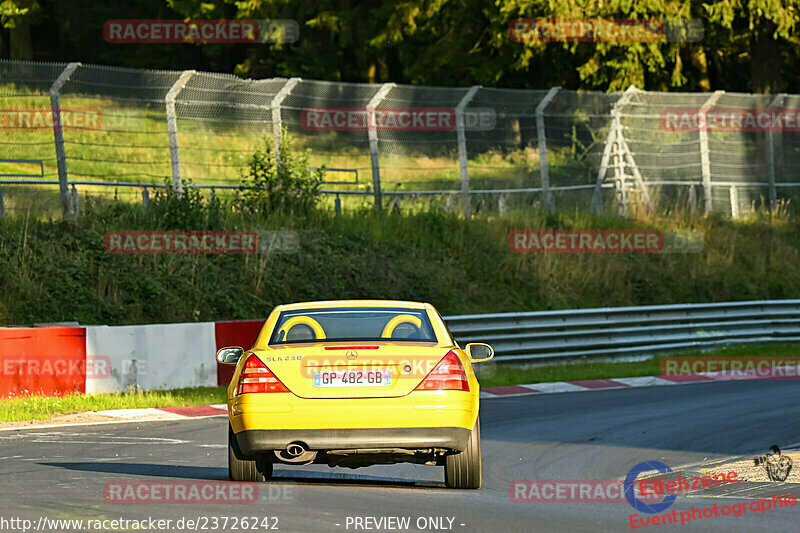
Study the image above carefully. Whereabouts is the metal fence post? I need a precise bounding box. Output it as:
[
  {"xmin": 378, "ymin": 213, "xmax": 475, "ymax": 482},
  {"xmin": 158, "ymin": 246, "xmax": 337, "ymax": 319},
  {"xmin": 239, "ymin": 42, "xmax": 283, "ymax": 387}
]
[
  {"xmin": 270, "ymin": 77, "xmax": 301, "ymax": 171},
  {"xmin": 536, "ymin": 87, "xmax": 560, "ymax": 210},
  {"xmin": 69, "ymin": 184, "xmax": 79, "ymax": 219},
  {"xmin": 729, "ymin": 185, "xmax": 739, "ymax": 219},
  {"xmin": 0, "ymin": 185, "xmax": 4, "ymax": 217},
  {"xmin": 165, "ymin": 70, "xmax": 195, "ymax": 198},
  {"xmin": 49, "ymin": 62, "xmax": 80, "ymax": 218},
  {"xmin": 142, "ymin": 187, "xmax": 150, "ymax": 211},
  {"xmin": 766, "ymin": 94, "xmax": 786, "ymax": 211},
  {"xmin": 699, "ymin": 91, "xmax": 724, "ymax": 215},
  {"xmin": 455, "ymin": 86, "xmax": 481, "ymax": 218},
  {"xmin": 367, "ymin": 83, "xmax": 395, "ymax": 210},
  {"xmin": 498, "ymin": 194, "xmax": 507, "ymax": 216}
]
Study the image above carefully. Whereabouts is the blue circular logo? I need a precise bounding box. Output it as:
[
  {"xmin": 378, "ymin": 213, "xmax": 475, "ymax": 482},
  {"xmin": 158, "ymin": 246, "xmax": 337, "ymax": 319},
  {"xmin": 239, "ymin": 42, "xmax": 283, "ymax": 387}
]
[{"xmin": 624, "ymin": 461, "xmax": 676, "ymax": 514}]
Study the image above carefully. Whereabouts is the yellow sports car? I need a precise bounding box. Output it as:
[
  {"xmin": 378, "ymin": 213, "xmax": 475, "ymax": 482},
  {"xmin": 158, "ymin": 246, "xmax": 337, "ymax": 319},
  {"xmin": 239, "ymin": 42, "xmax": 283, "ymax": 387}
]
[{"xmin": 216, "ymin": 299, "xmax": 494, "ymax": 489}]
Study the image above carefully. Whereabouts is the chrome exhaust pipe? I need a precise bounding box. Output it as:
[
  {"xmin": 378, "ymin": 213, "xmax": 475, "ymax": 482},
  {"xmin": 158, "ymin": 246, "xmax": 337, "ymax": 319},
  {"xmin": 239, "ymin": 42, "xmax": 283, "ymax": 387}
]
[
  {"xmin": 275, "ymin": 442, "xmax": 317, "ymax": 464},
  {"xmin": 286, "ymin": 443, "xmax": 306, "ymax": 457}
]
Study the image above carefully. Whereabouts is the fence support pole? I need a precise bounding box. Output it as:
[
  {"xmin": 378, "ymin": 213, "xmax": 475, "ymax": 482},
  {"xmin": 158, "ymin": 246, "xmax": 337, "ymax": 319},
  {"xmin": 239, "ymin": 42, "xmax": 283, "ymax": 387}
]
[
  {"xmin": 69, "ymin": 184, "xmax": 79, "ymax": 218},
  {"xmin": 367, "ymin": 83, "xmax": 395, "ymax": 211},
  {"xmin": 699, "ymin": 90, "xmax": 724, "ymax": 215},
  {"xmin": 0, "ymin": 185, "xmax": 4, "ymax": 217},
  {"xmin": 455, "ymin": 85, "xmax": 481, "ymax": 218},
  {"xmin": 615, "ymin": 120, "xmax": 652, "ymax": 212},
  {"xmin": 165, "ymin": 70, "xmax": 195, "ymax": 198},
  {"xmin": 270, "ymin": 77, "xmax": 301, "ymax": 171},
  {"xmin": 729, "ymin": 185, "xmax": 739, "ymax": 219},
  {"xmin": 536, "ymin": 87, "xmax": 560, "ymax": 210},
  {"xmin": 591, "ymin": 85, "xmax": 638, "ymax": 214},
  {"xmin": 49, "ymin": 62, "xmax": 80, "ymax": 218},
  {"xmin": 766, "ymin": 94, "xmax": 786, "ymax": 211}
]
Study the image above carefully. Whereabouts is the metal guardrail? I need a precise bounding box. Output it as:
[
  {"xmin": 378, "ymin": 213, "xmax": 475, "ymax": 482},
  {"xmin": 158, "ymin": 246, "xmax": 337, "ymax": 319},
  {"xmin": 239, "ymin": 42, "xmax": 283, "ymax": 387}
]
[{"xmin": 443, "ymin": 300, "xmax": 800, "ymax": 363}]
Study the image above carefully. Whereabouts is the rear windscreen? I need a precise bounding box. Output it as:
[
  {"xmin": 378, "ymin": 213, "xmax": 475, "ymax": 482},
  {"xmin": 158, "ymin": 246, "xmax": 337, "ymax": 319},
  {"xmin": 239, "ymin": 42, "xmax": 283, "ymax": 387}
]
[{"xmin": 270, "ymin": 307, "xmax": 437, "ymax": 344}]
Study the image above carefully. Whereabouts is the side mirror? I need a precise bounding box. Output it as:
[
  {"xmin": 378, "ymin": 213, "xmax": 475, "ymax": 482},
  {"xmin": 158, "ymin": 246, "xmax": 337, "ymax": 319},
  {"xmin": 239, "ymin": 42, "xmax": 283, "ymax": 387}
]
[
  {"xmin": 216, "ymin": 346, "xmax": 244, "ymax": 365},
  {"xmin": 466, "ymin": 343, "xmax": 494, "ymax": 362}
]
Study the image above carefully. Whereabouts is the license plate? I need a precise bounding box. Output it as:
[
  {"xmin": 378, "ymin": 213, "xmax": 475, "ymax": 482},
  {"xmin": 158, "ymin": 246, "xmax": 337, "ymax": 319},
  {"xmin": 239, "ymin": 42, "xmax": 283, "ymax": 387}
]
[{"xmin": 312, "ymin": 369, "xmax": 392, "ymax": 387}]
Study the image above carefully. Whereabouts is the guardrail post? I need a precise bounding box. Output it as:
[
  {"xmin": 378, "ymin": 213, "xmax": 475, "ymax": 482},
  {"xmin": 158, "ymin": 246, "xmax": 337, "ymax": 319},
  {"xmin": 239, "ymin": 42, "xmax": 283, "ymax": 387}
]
[
  {"xmin": 367, "ymin": 83, "xmax": 395, "ymax": 211},
  {"xmin": 334, "ymin": 194, "xmax": 342, "ymax": 216},
  {"xmin": 270, "ymin": 77, "xmax": 301, "ymax": 171},
  {"xmin": 498, "ymin": 193, "xmax": 507, "ymax": 216},
  {"xmin": 455, "ymin": 85, "xmax": 481, "ymax": 219},
  {"xmin": 536, "ymin": 87, "xmax": 560, "ymax": 210},
  {"xmin": 0, "ymin": 185, "xmax": 5, "ymax": 217},
  {"xmin": 142, "ymin": 187, "xmax": 150, "ymax": 211},
  {"xmin": 49, "ymin": 62, "xmax": 80, "ymax": 218},
  {"xmin": 699, "ymin": 90, "xmax": 724, "ymax": 215},
  {"xmin": 165, "ymin": 70, "xmax": 195, "ymax": 198},
  {"xmin": 766, "ymin": 94, "xmax": 786, "ymax": 211}
]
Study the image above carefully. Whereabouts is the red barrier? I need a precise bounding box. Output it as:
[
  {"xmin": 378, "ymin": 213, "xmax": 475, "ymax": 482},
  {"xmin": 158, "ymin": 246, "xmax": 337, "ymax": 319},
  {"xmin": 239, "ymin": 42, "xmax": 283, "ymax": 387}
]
[
  {"xmin": 0, "ymin": 327, "xmax": 87, "ymax": 398},
  {"xmin": 214, "ymin": 320, "xmax": 264, "ymax": 386}
]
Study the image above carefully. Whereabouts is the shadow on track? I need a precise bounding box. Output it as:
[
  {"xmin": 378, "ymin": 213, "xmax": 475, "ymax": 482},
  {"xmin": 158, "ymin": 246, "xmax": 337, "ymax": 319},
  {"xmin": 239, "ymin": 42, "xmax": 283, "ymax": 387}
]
[{"xmin": 39, "ymin": 462, "xmax": 446, "ymax": 489}]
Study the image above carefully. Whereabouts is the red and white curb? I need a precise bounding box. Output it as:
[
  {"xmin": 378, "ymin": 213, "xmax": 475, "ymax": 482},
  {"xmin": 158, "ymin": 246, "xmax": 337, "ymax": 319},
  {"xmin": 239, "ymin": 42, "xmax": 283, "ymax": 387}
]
[
  {"xmin": 479, "ymin": 371, "xmax": 793, "ymax": 398},
  {"xmin": 92, "ymin": 403, "xmax": 228, "ymax": 421}
]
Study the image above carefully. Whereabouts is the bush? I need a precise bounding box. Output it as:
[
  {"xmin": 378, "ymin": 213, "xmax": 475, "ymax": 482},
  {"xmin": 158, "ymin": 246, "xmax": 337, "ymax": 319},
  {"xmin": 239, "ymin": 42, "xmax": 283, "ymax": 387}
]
[
  {"xmin": 238, "ymin": 129, "xmax": 323, "ymax": 216},
  {"xmin": 149, "ymin": 180, "xmax": 210, "ymax": 230}
]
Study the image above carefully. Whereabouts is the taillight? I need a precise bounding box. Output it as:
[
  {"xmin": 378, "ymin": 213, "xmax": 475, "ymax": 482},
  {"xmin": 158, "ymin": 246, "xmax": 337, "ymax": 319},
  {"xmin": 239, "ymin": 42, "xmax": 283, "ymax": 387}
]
[
  {"xmin": 235, "ymin": 354, "xmax": 290, "ymax": 395},
  {"xmin": 415, "ymin": 351, "xmax": 470, "ymax": 391}
]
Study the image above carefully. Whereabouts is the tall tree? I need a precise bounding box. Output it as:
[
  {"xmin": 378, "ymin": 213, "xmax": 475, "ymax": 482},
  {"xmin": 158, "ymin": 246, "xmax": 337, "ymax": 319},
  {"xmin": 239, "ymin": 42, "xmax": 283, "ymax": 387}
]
[{"xmin": 0, "ymin": 0, "xmax": 39, "ymax": 60}]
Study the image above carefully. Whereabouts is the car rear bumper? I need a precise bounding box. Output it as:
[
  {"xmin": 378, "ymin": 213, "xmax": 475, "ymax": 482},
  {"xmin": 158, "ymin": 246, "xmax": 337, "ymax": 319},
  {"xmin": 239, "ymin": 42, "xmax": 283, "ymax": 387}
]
[
  {"xmin": 235, "ymin": 426, "xmax": 471, "ymax": 456},
  {"xmin": 228, "ymin": 390, "xmax": 478, "ymax": 435}
]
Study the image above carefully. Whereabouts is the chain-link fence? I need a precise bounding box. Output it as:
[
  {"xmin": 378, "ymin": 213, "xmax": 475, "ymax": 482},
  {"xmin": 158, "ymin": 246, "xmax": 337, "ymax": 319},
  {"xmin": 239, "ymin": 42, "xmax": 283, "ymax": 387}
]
[{"xmin": 0, "ymin": 59, "xmax": 797, "ymax": 219}]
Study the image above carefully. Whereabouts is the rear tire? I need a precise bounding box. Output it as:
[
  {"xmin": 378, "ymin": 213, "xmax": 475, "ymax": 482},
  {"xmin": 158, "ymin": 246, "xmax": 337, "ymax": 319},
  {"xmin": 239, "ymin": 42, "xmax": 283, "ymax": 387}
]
[
  {"xmin": 228, "ymin": 425, "xmax": 273, "ymax": 482},
  {"xmin": 445, "ymin": 419, "xmax": 481, "ymax": 489}
]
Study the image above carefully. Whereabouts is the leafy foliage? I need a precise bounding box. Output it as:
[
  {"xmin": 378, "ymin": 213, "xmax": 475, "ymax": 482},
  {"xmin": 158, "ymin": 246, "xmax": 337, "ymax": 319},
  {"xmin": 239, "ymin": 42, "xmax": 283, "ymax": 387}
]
[
  {"xmin": 237, "ymin": 129, "xmax": 323, "ymax": 217},
  {"xmin": 3, "ymin": 1, "xmax": 799, "ymax": 92}
]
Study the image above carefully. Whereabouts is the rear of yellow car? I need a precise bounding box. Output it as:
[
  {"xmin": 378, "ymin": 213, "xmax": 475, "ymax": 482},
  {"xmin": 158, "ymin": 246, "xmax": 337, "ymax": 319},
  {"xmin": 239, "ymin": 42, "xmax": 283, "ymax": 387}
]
[{"xmin": 217, "ymin": 300, "xmax": 494, "ymax": 489}]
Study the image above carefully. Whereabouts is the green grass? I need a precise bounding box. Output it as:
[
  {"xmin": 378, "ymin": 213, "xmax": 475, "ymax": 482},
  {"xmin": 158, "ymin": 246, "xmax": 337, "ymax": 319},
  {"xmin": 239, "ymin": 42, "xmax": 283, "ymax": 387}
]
[
  {"xmin": 3, "ymin": 343, "xmax": 799, "ymax": 423},
  {"xmin": 0, "ymin": 386, "xmax": 227, "ymax": 423},
  {"xmin": 1, "ymin": 200, "xmax": 800, "ymax": 325}
]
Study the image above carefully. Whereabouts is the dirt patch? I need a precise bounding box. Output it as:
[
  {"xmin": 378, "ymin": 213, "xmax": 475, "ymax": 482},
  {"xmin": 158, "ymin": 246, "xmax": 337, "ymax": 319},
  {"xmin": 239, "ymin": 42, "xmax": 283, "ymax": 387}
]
[{"xmin": 0, "ymin": 412, "xmax": 118, "ymax": 430}]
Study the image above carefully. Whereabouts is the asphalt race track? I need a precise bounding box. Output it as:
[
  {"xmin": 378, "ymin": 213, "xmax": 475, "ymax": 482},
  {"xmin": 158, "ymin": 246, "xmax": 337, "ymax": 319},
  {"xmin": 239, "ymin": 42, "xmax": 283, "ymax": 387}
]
[{"xmin": 2, "ymin": 380, "xmax": 799, "ymax": 532}]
